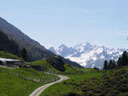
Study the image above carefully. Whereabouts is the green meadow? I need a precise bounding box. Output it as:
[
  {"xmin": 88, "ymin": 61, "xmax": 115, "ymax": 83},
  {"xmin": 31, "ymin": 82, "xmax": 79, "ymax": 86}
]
[
  {"xmin": 41, "ymin": 68, "xmax": 102, "ymax": 96},
  {"xmin": 0, "ymin": 67, "xmax": 59, "ymax": 96}
]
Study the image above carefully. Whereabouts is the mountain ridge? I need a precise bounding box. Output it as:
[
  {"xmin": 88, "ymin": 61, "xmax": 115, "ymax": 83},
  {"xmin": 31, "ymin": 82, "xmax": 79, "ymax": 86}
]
[
  {"xmin": 0, "ymin": 17, "xmax": 55, "ymax": 60},
  {"xmin": 49, "ymin": 42, "xmax": 125, "ymax": 69}
]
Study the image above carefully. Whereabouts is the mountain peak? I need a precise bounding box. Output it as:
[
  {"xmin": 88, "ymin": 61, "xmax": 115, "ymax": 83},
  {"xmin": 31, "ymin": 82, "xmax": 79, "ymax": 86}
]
[
  {"xmin": 58, "ymin": 44, "xmax": 68, "ymax": 48},
  {"xmin": 82, "ymin": 42, "xmax": 91, "ymax": 46},
  {"xmin": 49, "ymin": 42, "xmax": 125, "ymax": 69},
  {"xmin": 74, "ymin": 42, "xmax": 93, "ymax": 52},
  {"xmin": 49, "ymin": 47, "xmax": 56, "ymax": 54}
]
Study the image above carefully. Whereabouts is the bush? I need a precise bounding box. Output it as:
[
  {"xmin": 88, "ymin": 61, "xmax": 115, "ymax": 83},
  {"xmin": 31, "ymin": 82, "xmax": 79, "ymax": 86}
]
[{"xmin": 62, "ymin": 92, "xmax": 81, "ymax": 96}]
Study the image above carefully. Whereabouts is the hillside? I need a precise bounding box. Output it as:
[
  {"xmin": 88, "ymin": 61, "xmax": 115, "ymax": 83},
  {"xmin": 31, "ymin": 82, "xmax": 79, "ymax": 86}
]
[
  {"xmin": 61, "ymin": 67, "xmax": 128, "ymax": 96},
  {"xmin": 0, "ymin": 66, "xmax": 59, "ymax": 96},
  {"xmin": 28, "ymin": 58, "xmax": 82, "ymax": 73},
  {"xmin": 40, "ymin": 68, "xmax": 102, "ymax": 96},
  {"xmin": 0, "ymin": 51, "xmax": 23, "ymax": 60},
  {"xmin": 0, "ymin": 17, "xmax": 54, "ymax": 61},
  {"xmin": 0, "ymin": 30, "xmax": 21, "ymax": 57},
  {"xmin": 40, "ymin": 65, "xmax": 128, "ymax": 96}
]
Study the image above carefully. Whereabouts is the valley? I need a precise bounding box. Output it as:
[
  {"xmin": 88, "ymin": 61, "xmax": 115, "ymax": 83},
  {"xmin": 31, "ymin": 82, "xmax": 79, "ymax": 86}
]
[{"xmin": 0, "ymin": 16, "xmax": 128, "ymax": 96}]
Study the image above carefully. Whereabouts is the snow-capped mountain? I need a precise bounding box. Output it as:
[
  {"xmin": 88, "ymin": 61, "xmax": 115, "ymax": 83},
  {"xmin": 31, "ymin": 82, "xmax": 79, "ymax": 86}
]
[
  {"xmin": 49, "ymin": 47, "xmax": 57, "ymax": 54},
  {"xmin": 49, "ymin": 42, "xmax": 125, "ymax": 69}
]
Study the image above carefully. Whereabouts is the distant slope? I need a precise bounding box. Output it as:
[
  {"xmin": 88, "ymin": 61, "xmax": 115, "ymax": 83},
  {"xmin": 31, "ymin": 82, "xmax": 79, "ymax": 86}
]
[
  {"xmin": 0, "ymin": 17, "xmax": 54, "ymax": 61},
  {"xmin": 0, "ymin": 17, "xmax": 43, "ymax": 48}
]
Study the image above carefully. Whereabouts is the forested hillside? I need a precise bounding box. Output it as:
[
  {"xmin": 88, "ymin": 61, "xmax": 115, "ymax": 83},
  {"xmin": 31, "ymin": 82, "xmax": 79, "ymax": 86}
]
[
  {"xmin": 0, "ymin": 30, "xmax": 20, "ymax": 56},
  {"xmin": 0, "ymin": 17, "xmax": 54, "ymax": 61}
]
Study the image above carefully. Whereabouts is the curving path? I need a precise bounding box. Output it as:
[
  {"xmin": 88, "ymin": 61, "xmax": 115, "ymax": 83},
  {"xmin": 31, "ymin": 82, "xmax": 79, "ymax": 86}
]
[{"xmin": 29, "ymin": 74, "xmax": 69, "ymax": 96}]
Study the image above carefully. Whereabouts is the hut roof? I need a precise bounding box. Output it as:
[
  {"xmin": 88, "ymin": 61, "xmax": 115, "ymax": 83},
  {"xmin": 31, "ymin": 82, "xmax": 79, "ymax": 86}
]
[{"xmin": 0, "ymin": 58, "xmax": 20, "ymax": 62}]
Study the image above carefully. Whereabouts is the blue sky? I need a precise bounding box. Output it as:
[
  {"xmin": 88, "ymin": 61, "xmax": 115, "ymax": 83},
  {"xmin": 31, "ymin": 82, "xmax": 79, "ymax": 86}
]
[{"xmin": 1, "ymin": 0, "xmax": 128, "ymax": 48}]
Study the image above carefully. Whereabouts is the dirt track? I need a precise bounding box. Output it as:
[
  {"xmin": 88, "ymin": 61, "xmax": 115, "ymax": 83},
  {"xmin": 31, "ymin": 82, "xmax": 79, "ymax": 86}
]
[{"xmin": 29, "ymin": 75, "xmax": 69, "ymax": 96}]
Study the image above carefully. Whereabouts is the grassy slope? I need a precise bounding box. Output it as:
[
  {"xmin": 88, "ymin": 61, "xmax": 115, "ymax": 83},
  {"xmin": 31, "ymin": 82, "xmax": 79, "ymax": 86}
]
[
  {"xmin": 40, "ymin": 68, "xmax": 102, "ymax": 96},
  {"xmin": 0, "ymin": 67, "xmax": 59, "ymax": 96},
  {"xmin": 0, "ymin": 51, "xmax": 23, "ymax": 60},
  {"xmin": 76, "ymin": 66, "xmax": 128, "ymax": 96},
  {"xmin": 30, "ymin": 60, "xmax": 60, "ymax": 73},
  {"xmin": 41, "ymin": 66, "xmax": 128, "ymax": 96}
]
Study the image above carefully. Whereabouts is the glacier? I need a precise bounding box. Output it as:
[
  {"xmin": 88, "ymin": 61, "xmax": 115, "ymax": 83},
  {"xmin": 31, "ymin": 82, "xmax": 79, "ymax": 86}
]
[{"xmin": 48, "ymin": 42, "xmax": 125, "ymax": 69}]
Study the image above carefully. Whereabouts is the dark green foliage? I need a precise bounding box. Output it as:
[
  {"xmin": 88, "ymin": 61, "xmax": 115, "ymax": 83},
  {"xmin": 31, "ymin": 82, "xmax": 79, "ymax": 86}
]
[
  {"xmin": 104, "ymin": 51, "xmax": 128, "ymax": 70},
  {"xmin": 122, "ymin": 51, "xmax": 128, "ymax": 66},
  {"xmin": 0, "ymin": 30, "xmax": 20, "ymax": 56},
  {"xmin": 64, "ymin": 68, "xmax": 128, "ymax": 96},
  {"xmin": 31, "ymin": 65, "xmax": 43, "ymax": 71},
  {"xmin": 108, "ymin": 60, "xmax": 116, "ymax": 69},
  {"xmin": 117, "ymin": 51, "xmax": 128, "ymax": 67},
  {"xmin": 46, "ymin": 56, "xmax": 65, "ymax": 72},
  {"xmin": 21, "ymin": 48, "xmax": 28, "ymax": 61},
  {"xmin": 61, "ymin": 92, "xmax": 81, "ymax": 96},
  {"xmin": 56, "ymin": 66, "xmax": 128, "ymax": 96},
  {"xmin": 117, "ymin": 57, "xmax": 122, "ymax": 67},
  {"xmin": 94, "ymin": 67, "xmax": 100, "ymax": 71},
  {"xmin": 104, "ymin": 59, "xmax": 116, "ymax": 70},
  {"xmin": 103, "ymin": 60, "xmax": 108, "ymax": 70}
]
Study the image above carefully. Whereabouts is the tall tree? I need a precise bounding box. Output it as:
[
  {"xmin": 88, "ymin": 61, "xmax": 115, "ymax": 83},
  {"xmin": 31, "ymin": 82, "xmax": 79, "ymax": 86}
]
[
  {"xmin": 108, "ymin": 60, "xmax": 116, "ymax": 69},
  {"xmin": 122, "ymin": 51, "xmax": 128, "ymax": 66},
  {"xmin": 21, "ymin": 48, "xmax": 28, "ymax": 61},
  {"xmin": 117, "ymin": 57, "xmax": 122, "ymax": 67},
  {"xmin": 103, "ymin": 60, "xmax": 108, "ymax": 70}
]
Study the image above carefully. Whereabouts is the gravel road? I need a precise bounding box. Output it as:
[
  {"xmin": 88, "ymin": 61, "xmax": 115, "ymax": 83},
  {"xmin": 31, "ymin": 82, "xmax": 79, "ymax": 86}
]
[{"xmin": 29, "ymin": 75, "xmax": 69, "ymax": 96}]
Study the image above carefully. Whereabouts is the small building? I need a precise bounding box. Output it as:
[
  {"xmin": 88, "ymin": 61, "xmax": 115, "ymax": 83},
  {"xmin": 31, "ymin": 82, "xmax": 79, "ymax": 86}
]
[{"xmin": 0, "ymin": 58, "xmax": 23, "ymax": 68}]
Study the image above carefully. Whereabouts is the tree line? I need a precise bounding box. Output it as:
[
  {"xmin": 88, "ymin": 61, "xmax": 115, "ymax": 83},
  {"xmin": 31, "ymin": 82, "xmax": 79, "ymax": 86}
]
[
  {"xmin": 103, "ymin": 51, "xmax": 128, "ymax": 70},
  {"xmin": 0, "ymin": 30, "xmax": 28, "ymax": 61}
]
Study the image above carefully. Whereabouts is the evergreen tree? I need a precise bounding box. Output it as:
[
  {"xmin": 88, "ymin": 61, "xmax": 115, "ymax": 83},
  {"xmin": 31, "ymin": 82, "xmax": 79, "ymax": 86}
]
[
  {"xmin": 103, "ymin": 60, "xmax": 108, "ymax": 70},
  {"xmin": 117, "ymin": 57, "xmax": 122, "ymax": 67},
  {"xmin": 0, "ymin": 30, "xmax": 20, "ymax": 56},
  {"xmin": 112, "ymin": 60, "xmax": 116, "ymax": 68},
  {"xmin": 108, "ymin": 60, "xmax": 116, "ymax": 69},
  {"xmin": 122, "ymin": 51, "xmax": 128, "ymax": 66},
  {"xmin": 21, "ymin": 48, "xmax": 28, "ymax": 61}
]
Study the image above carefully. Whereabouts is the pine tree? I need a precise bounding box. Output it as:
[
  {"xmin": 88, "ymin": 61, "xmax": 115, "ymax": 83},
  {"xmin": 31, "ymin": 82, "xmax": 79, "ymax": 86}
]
[
  {"xmin": 0, "ymin": 30, "xmax": 20, "ymax": 56},
  {"xmin": 122, "ymin": 51, "xmax": 128, "ymax": 66},
  {"xmin": 21, "ymin": 48, "xmax": 28, "ymax": 61},
  {"xmin": 117, "ymin": 57, "xmax": 122, "ymax": 67},
  {"xmin": 103, "ymin": 60, "xmax": 108, "ymax": 70},
  {"xmin": 108, "ymin": 60, "xmax": 116, "ymax": 69},
  {"xmin": 112, "ymin": 60, "xmax": 116, "ymax": 68}
]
